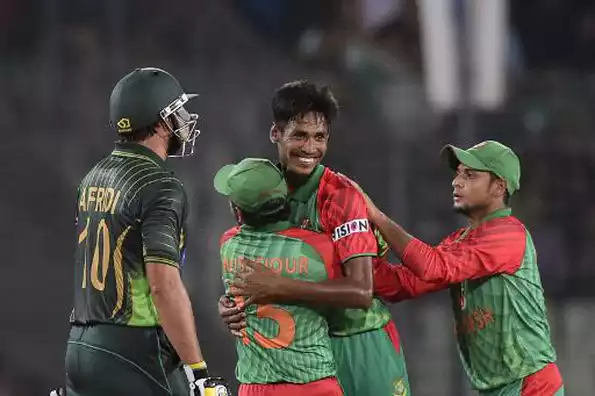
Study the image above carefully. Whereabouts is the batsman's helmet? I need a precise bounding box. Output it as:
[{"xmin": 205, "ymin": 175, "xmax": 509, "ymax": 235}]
[{"xmin": 109, "ymin": 67, "xmax": 200, "ymax": 157}]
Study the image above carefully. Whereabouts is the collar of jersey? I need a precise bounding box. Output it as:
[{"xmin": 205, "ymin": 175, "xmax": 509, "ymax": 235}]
[
  {"xmin": 480, "ymin": 207, "xmax": 512, "ymax": 224},
  {"xmin": 460, "ymin": 207, "xmax": 512, "ymax": 239},
  {"xmin": 288, "ymin": 165, "xmax": 325, "ymax": 202},
  {"xmin": 112, "ymin": 142, "xmax": 165, "ymax": 168},
  {"xmin": 242, "ymin": 220, "xmax": 292, "ymax": 233}
]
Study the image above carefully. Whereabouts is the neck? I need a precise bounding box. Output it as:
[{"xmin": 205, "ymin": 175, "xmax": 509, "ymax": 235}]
[
  {"xmin": 283, "ymin": 169, "xmax": 310, "ymax": 188},
  {"xmin": 245, "ymin": 219, "xmax": 291, "ymax": 232},
  {"xmin": 468, "ymin": 202, "xmax": 507, "ymax": 228},
  {"xmin": 139, "ymin": 139, "xmax": 167, "ymax": 161}
]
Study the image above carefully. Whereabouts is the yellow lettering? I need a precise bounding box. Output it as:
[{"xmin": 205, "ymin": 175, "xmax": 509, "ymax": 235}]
[
  {"xmin": 87, "ymin": 187, "xmax": 97, "ymax": 211},
  {"xmin": 79, "ymin": 188, "xmax": 87, "ymax": 212},
  {"xmin": 102, "ymin": 188, "xmax": 114, "ymax": 212},
  {"xmin": 90, "ymin": 219, "xmax": 110, "ymax": 291},
  {"xmin": 94, "ymin": 188, "xmax": 104, "ymax": 212},
  {"xmin": 110, "ymin": 191, "xmax": 121, "ymax": 214},
  {"xmin": 78, "ymin": 218, "xmax": 90, "ymax": 288}
]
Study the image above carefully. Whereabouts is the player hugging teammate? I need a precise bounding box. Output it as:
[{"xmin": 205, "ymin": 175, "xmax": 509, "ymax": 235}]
[
  {"xmin": 216, "ymin": 81, "xmax": 411, "ymax": 396},
  {"xmin": 216, "ymin": 81, "xmax": 563, "ymax": 396}
]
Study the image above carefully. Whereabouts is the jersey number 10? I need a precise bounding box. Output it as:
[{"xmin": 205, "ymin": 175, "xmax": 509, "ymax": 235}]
[{"xmin": 78, "ymin": 218, "xmax": 132, "ymax": 318}]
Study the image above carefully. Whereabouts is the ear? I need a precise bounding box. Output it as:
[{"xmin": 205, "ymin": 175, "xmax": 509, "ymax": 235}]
[
  {"xmin": 230, "ymin": 202, "xmax": 243, "ymax": 225},
  {"xmin": 270, "ymin": 123, "xmax": 280, "ymax": 144},
  {"xmin": 495, "ymin": 178, "xmax": 507, "ymax": 198},
  {"xmin": 155, "ymin": 119, "xmax": 173, "ymax": 137}
]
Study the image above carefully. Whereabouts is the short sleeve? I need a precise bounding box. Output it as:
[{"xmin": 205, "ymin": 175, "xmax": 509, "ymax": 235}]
[
  {"xmin": 319, "ymin": 186, "xmax": 377, "ymax": 263},
  {"xmin": 140, "ymin": 178, "xmax": 187, "ymax": 267}
]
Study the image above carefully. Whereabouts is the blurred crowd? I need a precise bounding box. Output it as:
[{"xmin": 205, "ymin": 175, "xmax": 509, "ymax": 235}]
[{"xmin": 1, "ymin": 0, "xmax": 595, "ymax": 394}]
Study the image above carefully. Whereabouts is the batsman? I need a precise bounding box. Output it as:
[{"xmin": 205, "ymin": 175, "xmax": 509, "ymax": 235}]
[{"xmin": 58, "ymin": 67, "xmax": 230, "ymax": 396}]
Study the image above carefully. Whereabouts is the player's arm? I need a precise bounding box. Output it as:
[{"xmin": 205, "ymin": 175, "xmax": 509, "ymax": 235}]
[
  {"xmin": 373, "ymin": 256, "xmax": 448, "ymax": 302},
  {"xmin": 372, "ymin": 210, "xmax": 526, "ymax": 283},
  {"xmin": 239, "ymin": 255, "xmax": 374, "ymax": 309},
  {"xmin": 233, "ymin": 186, "xmax": 375, "ymax": 309},
  {"xmin": 141, "ymin": 178, "xmax": 205, "ymax": 370}
]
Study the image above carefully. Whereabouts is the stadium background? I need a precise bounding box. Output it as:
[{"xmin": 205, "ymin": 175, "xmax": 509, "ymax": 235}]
[{"xmin": 1, "ymin": 0, "xmax": 595, "ymax": 394}]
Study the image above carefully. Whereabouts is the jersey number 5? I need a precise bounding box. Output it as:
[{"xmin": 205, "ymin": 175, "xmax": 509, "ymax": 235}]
[
  {"xmin": 78, "ymin": 218, "xmax": 132, "ymax": 318},
  {"xmin": 236, "ymin": 296, "xmax": 296, "ymax": 349}
]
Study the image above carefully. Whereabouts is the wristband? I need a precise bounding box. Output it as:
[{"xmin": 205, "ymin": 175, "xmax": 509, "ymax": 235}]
[
  {"xmin": 189, "ymin": 361, "xmax": 207, "ymax": 370},
  {"xmin": 184, "ymin": 361, "xmax": 209, "ymax": 383}
]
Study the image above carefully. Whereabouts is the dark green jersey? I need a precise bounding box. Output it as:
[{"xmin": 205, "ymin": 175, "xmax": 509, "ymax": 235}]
[
  {"xmin": 220, "ymin": 223, "xmax": 337, "ymax": 384},
  {"xmin": 71, "ymin": 143, "xmax": 188, "ymax": 327}
]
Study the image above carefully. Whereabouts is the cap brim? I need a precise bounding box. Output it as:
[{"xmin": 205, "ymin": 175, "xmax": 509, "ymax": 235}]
[
  {"xmin": 186, "ymin": 93, "xmax": 199, "ymax": 100},
  {"xmin": 213, "ymin": 164, "xmax": 236, "ymax": 195},
  {"xmin": 440, "ymin": 145, "xmax": 490, "ymax": 171}
]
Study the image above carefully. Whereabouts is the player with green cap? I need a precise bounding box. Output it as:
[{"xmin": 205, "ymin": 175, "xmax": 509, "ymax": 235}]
[
  {"xmin": 363, "ymin": 140, "xmax": 564, "ymax": 395},
  {"xmin": 215, "ymin": 158, "xmax": 344, "ymax": 396},
  {"xmin": 217, "ymin": 80, "xmax": 411, "ymax": 396}
]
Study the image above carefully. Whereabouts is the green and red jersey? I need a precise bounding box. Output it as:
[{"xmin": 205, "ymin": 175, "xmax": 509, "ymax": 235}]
[
  {"xmin": 374, "ymin": 208, "xmax": 557, "ymax": 390},
  {"xmin": 220, "ymin": 222, "xmax": 338, "ymax": 384},
  {"xmin": 71, "ymin": 143, "xmax": 188, "ymax": 327},
  {"xmin": 287, "ymin": 165, "xmax": 392, "ymax": 336}
]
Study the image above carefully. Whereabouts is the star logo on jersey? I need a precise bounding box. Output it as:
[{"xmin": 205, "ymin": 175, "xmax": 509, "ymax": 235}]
[{"xmin": 393, "ymin": 378, "xmax": 407, "ymax": 396}]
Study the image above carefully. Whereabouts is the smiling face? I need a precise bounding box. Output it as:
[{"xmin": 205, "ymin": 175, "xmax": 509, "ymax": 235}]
[
  {"xmin": 452, "ymin": 164, "xmax": 507, "ymax": 217},
  {"xmin": 274, "ymin": 111, "xmax": 329, "ymax": 177}
]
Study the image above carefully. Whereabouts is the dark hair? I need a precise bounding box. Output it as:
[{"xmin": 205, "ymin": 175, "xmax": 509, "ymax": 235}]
[
  {"xmin": 239, "ymin": 201, "xmax": 290, "ymax": 228},
  {"xmin": 118, "ymin": 123, "xmax": 157, "ymax": 143},
  {"xmin": 117, "ymin": 116, "xmax": 174, "ymax": 143},
  {"xmin": 272, "ymin": 80, "xmax": 339, "ymax": 127},
  {"xmin": 490, "ymin": 173, "xmax": 510, "ymax": 206}
]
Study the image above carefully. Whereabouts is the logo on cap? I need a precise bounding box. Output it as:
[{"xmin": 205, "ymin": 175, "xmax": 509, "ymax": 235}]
[{"xmin": 117, "ymin": 118, "xmax": 132, "ymax": 132}]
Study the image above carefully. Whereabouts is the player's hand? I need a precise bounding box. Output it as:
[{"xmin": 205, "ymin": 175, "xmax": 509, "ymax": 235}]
[
  {"xmin": 337, "ymin": 173, "xmax": 383, "ymax": 223},
  {"xmin": 184, "ymin": 364, "xmax": 232, "ymax": 396},
  {"xmin": 218, "ymin": 295, "xmax": 246, "ymax": 337},
  {"xmin": 230, "ymin": 258, "xmax": 284, "ymax": 306}
]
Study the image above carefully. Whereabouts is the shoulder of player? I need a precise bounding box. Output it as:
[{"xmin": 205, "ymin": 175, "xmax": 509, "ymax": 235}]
[
  {"xmin": 440, "ymin": 228, "xmax": 466, "ymax": 245},
  {"xmin": 277, "ymin": 227, "xmax": 330, "ymax": 244},
  {"xmin": 130, "ymin": 172, "xmax": 186, "ymax": 203},
  {"xmin": 220, "ymin": 226, "xmax": 242, "ymax": 246},
  {"xmin": 475, "ymin": 215, "xmax": 525, "ymax": 237},
  {"xmin": 318, "ymin": 168, "xmax": 363, "ymax": 200}
]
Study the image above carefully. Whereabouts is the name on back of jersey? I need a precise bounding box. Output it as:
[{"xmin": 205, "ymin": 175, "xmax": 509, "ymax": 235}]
[
  {"xmin": 332, "ymin": 218, "xmax": 369, "ymax": 242},
  {"xmin": 78, "ymin": 186, "xmax": 121, "ymax": 214}
]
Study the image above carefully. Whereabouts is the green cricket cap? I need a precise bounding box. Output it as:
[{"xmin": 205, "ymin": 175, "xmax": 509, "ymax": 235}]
[
  {"xmin": 213, "ymin": 158, "xmax": 288, "ymax": 213},
  {"xmin": 440, "ymin": 140, "xmax": 521, "ymax": 195}
]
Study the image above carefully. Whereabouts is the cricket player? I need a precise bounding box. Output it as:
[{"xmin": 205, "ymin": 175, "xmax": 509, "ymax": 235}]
[
  {"xmin": 219, "ymin": 80, "xmax": 410, "ymax": 396},
  {"xmin": 60, "ymin": 67, "xmax": 230, "ymax": 396},
  {"xmin": 215, "ymin": 158, "xmax": 344, "ymax": 396},
  {"xmin": 365, "ymin": 140, "xmax": 564, "ymax": 396}
]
